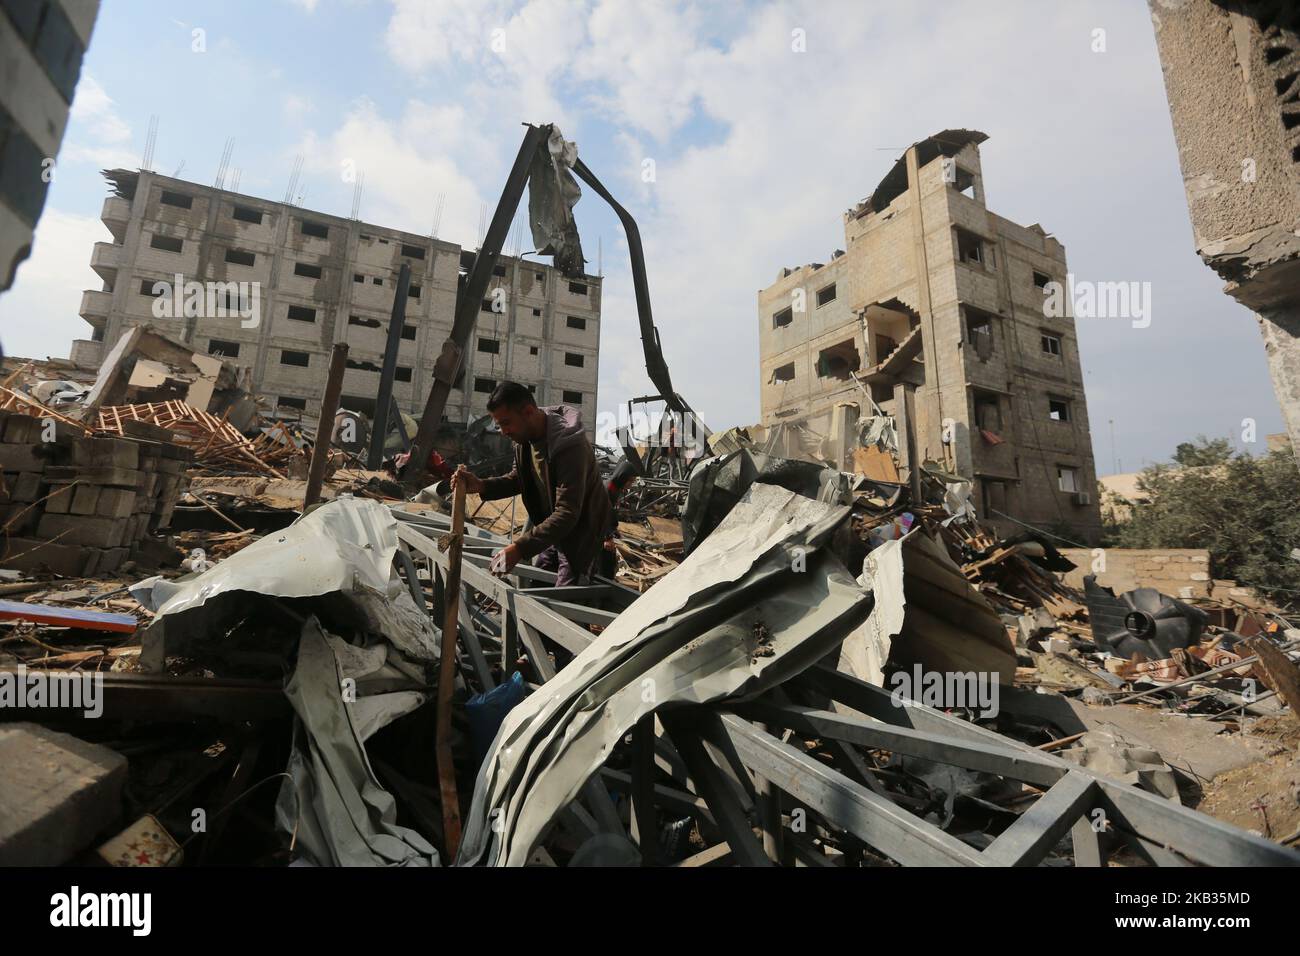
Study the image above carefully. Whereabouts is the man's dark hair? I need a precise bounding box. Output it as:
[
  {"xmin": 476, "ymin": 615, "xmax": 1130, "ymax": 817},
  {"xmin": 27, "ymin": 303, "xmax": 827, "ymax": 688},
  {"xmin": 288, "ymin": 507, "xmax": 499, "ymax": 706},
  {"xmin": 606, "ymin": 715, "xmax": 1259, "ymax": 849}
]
[{"xmin": 487, "ymin": 381, "xmax": 537, "ymax": 412}]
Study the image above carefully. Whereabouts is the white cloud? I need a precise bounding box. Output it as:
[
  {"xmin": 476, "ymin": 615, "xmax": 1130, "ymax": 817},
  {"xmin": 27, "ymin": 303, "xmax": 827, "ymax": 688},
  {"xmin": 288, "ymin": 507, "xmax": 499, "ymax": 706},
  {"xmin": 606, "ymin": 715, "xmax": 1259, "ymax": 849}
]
[
  {"xmin": 61, "ymin": 73, "xmax": 136, "ymax": 169},
  {"xmin": 295, "ymin": 97, "xmax": 490, "ymax": 241},
  {"xmin": 384, "ymin": 0, "xmax": 512, "ymax": 73},
  {"xmin": 283, "ymin": 93, "xmax": 316, "ymax": 122},
  {"xmin": 0, "ymin": 211, "xmax": 109, "ymax": 361}
]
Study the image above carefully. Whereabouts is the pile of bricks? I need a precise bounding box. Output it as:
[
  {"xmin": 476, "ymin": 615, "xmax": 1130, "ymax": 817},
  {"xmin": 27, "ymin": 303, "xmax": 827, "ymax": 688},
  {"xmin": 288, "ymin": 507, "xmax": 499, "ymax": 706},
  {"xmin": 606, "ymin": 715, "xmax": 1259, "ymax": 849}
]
[{"xmin": 0, "ymin": 410, "xmax": 193, "ymax": 577}]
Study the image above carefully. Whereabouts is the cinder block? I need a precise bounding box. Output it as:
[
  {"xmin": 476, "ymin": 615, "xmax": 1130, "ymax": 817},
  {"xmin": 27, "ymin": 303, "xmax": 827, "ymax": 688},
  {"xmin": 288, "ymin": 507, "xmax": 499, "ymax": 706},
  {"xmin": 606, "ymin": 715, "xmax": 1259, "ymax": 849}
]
[
  {"xmin": 37, "ymin": 513, "xmax": 126, "ymax": 549},
  {"xmin": 70, "ymin": 483, "xmax": 101, "ymax": 516},
  {"xmin": 2, "ymin": 416, "xmax": 38, "ymax": 443},
  {"xmin": 71, "ymin": 437, "xmax": 140, "ymax": 471},
  {"xmin": 0, "ymin": 724, "xmax": 128, "ymax": 866},
  {"xmin": 158, "ymin": 443, "xmax": 193, "ymax": 462},
  {"xmin": 43, "ymin": 483, "xmax": 73, "ymax": 514},
  {"xmin": 0, "ymin": 537, "xmax": 93, "ymax": 576},
  {"xmin": 0, "ymin": 471, "xmax": 40, "ymax": 503},
  {"xmin": 8, "ymin": 471, "xmax": 43, "ymax": 503},
  {"xmin": 95, "ymin": 487, "xmax": 136, "ymax": 519},
  {"xmin": 152, "ymin": 501, "xmax": 177, "ymax": 530},
  {"xmin": 0, "ymin": 444, "xmax": 46, "ymax": 472},
  {"xmin": 141, "ymin": 473, "xmax": 160, "ymax": 497},
  {"xmin": 44, "ymin": 466, "xmax": 142, "ymax": 488},
  {"xmin": 97, "ymin": 548, "xmax": 124, "ymax": 574}
]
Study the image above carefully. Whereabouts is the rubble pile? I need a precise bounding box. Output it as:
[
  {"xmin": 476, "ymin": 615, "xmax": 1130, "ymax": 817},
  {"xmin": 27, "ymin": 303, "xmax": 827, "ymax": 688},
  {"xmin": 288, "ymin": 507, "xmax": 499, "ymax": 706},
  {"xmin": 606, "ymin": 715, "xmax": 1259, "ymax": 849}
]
[
  {"xmin": 0, "ymin": 410, "xmax": 193, "ymax": 577},
  {"xmin": 0, "ymin": 339, "xmax": 1296, "ymax": 868}
]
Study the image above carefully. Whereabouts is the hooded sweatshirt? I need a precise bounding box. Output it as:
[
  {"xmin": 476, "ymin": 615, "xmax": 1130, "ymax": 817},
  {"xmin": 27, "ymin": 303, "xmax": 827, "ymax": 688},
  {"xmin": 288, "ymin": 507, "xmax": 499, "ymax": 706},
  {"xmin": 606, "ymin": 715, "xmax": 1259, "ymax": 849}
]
[{"xmin": 479, "ymin": 404, "xmax": 611, "ymax": 577}]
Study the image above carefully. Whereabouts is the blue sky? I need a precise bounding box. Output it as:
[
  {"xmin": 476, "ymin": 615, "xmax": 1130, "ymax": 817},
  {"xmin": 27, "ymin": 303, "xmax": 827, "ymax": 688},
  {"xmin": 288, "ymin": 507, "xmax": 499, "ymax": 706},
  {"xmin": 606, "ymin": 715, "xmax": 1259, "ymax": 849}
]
[{"xmin": 1, "ymin": 0, "xmax": 1286, "ymax": 475}]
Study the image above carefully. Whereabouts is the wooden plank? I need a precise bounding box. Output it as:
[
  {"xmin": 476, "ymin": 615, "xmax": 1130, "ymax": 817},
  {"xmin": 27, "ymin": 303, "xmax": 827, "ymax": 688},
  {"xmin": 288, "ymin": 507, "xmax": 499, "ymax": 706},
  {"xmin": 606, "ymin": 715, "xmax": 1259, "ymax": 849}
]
[
  {"xmin": 435, "ymin": 481, "xmax": 466, "ymax": 860},
  {"xmin": 673, "ymin": 843, "xmax": 732, "ymax": 867}
]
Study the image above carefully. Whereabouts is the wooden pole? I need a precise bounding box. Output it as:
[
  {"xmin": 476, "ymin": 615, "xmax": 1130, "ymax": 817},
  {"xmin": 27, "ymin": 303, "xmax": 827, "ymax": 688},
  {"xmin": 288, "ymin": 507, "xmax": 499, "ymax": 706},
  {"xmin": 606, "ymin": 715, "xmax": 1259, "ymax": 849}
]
[
  {"xmin": 303, "ymin": 343, "xmax": 349, "ymax": 508},
  {"xmin": 436, "ymin": 479, "xmax": 466, "ymax": 860}
]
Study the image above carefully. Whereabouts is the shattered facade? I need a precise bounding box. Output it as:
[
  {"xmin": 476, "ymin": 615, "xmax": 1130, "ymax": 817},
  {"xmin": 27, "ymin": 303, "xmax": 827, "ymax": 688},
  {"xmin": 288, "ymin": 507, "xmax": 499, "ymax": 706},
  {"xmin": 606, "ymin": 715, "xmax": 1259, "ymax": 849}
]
[
  {"xmin": 1149, "ymin": 0, "xmax": 1300, "ymax": 463},
  {"xmin": 75, "ymin": 169, "xmax": 602, "ymax": 431},
  {"xmin": 758, "ymin": 131, "xmax": 1103, "ymax": 544}
]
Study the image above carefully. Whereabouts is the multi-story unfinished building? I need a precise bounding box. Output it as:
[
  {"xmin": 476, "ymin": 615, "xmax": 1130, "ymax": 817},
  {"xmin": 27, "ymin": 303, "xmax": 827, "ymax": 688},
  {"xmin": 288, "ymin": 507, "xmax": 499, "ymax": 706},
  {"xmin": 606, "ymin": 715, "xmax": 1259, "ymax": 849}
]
[
  {"xmin": 758, "ymin": 130, "xmax": 1102, "ymax": 543},
  {"xmin": 75, "ymin": 169, "xmax": 601, "ymax": 431}
]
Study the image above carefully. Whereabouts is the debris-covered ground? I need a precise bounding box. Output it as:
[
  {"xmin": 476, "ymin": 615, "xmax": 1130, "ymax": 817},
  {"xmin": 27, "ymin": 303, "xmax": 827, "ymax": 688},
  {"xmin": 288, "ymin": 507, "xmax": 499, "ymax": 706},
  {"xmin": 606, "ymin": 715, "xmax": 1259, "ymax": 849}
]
[{"xmin": 1, "ymin": 355, "xmax": 1296, "ymax": 867}]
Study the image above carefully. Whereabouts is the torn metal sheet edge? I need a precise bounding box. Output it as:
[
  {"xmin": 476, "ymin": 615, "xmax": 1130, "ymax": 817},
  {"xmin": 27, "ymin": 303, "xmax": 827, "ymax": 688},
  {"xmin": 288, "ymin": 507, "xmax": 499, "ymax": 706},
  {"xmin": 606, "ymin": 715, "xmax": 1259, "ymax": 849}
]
[
  {"xmin": 275, "ymin": 617, "xmax": 438, "ymax": 867},
  {"xmin": 138, "ymin": 497, "xmax": 440, "ymax": 668},
  {"xmin": 839, "ymin": 528, "xmax": 1017, "ymax": 687}
]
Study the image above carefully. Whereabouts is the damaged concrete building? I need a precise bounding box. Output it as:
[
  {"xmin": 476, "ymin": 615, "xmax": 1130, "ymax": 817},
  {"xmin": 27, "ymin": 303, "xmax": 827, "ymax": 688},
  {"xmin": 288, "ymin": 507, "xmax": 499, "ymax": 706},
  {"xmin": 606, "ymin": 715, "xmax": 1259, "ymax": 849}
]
[
  {"xmin": 74, "ymin": 169, "xmax": 602, "ymax": 431},
  {"xmin": 0, "ymin": 0, "xmax": 100, "ymax": 294},
  {"xmin": 758, "ymin": 130, "xmax": 1103, "ymax": 544},
  {"xmin": 1149, "ymin": 0, "xmax": 1300, "ymax": 464}
]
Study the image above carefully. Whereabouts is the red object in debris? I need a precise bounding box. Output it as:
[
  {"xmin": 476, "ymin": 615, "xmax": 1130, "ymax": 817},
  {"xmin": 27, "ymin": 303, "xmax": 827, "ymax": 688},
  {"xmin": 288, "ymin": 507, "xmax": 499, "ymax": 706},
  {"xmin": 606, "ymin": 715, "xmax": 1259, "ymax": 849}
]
[
  {"xmin": 426, "ymin": 451, "xmax": 454, "ymax": 481},
  {"xmin": 0, "ymin": 600, "xmax": 138, "ymax": 634},
  {"xmin": 394, "ymin": 449, "xmax": 455, "ymax": 480},
  {"xmin": 980, "ymin": 428, "xmax": 1004, "ymax": 445}
]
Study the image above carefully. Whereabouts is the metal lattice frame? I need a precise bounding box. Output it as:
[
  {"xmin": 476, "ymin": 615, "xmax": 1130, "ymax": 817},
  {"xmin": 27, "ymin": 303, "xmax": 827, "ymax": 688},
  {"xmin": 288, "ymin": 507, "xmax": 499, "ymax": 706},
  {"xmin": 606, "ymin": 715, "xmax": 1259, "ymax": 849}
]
[{"xmin": 389, "ymin": 506, "xmax": 1299, "ymax": 868}]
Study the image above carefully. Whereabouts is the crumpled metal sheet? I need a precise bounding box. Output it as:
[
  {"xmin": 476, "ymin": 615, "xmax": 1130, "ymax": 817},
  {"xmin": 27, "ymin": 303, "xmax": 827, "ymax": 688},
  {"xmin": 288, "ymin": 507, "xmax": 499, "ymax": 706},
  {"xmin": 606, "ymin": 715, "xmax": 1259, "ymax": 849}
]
[
  {"xmin": 138, "ymin": 497, "xmax": 439, "ymax": 665},
  {"xmin": 275, "ymin": 617, "xmax": 438, "ymax": 866},
  {"xmin": 682, "ymin": 448, "xmax": 852, "ymax": 555},
  {"xmin": 838, "ymin": 528, "xmax": 1017, "ymax": 686},
  {"xmin": 857, "ymin": 414, "xmax": 898, "ymax": 454},
  {"xmin": 528, "ymin": 125, "xmax": 585, "ymax": 278},
  {"xmin": 456, "ymin": 483, "xmax": 872, "ymax": 866}
]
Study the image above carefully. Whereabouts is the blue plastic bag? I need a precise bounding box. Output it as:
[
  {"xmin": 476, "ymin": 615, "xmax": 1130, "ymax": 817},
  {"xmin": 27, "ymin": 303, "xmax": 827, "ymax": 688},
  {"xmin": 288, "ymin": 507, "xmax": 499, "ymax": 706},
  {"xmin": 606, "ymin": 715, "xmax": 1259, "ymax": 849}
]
[{"xmin": 465, "ymin": 671, "xmax": 526, "ymax": 766}]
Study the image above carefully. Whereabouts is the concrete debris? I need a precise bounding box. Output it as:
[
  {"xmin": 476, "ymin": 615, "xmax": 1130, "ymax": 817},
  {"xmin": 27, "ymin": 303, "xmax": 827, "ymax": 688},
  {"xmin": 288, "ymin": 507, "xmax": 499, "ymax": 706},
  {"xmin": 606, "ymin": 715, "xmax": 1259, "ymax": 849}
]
[
  {"xmin": 0, "ymin": 390, "xmax": 1293, "ymax": 869},
  {"xmin": 81, "ymin": 324, "xmax": 257, "ymax": 429}
]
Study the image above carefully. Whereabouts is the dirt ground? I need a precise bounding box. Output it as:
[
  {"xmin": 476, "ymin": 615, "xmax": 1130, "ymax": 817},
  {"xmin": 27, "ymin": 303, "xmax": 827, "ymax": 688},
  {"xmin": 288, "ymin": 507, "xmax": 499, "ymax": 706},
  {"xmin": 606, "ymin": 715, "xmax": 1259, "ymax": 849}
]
[{"xmin": 1193, "ymin": 718, "xmax": 1300, "ymax": 843}]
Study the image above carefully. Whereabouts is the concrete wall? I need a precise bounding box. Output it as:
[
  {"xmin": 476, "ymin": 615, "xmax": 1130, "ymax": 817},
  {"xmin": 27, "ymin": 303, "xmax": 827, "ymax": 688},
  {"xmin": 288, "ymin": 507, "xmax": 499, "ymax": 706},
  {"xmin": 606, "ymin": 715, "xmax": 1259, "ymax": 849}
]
[
  {"xmin": 1149, "ymin": 0, "xmax": 1300, "ymax": 462},
  {"xmin": 1059, "ymin": 547, "xmax": 1212, "ymax": 599}
]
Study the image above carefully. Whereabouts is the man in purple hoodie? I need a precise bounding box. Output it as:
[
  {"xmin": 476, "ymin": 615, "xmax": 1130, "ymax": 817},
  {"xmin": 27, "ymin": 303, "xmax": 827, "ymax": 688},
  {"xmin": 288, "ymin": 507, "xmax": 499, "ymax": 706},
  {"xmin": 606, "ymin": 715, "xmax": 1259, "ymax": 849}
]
[{"xmin": 452, "ymin": 381, "xmax": 611, "ymax": 586}]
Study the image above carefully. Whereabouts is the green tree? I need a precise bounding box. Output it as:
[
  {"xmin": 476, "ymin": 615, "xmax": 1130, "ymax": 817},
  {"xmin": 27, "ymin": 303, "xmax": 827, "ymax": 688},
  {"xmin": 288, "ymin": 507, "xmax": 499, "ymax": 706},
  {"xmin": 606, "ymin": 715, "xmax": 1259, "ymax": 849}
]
[
  {"xmin": 1171, "ymin": 435, "xmax": 1232, "ymax": 468},
  {"xmin": 1110, "ymin": 444, "xmax": 1300, "ymax": 607}
]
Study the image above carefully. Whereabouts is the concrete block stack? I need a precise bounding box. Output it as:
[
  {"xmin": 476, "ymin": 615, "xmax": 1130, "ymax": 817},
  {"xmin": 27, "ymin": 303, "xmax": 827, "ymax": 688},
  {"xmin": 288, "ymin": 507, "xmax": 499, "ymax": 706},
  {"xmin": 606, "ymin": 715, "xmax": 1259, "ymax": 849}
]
[{"xmin": 0, "ymin": 410, "xmax": 194, "ymax": 577}]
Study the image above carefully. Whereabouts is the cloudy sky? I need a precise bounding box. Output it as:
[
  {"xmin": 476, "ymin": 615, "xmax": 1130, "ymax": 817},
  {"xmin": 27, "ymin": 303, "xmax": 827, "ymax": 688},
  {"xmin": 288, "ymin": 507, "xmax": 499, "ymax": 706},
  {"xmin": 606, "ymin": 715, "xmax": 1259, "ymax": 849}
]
[{"xmin": 0, "ymin": 0, "xmax": 1284, "ymax": 474}]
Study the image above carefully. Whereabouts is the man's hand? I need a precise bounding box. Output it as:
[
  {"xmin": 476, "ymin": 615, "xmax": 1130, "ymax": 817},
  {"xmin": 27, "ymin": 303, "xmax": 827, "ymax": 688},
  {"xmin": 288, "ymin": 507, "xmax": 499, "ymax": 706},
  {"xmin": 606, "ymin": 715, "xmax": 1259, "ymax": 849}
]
[
  {"xmin": 489, "ymin": 542, "xmax": 522, "ymax": 577},
  {"xmin": 452, "ymin": 465, "xmax": 484, "ymax": 496}
]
